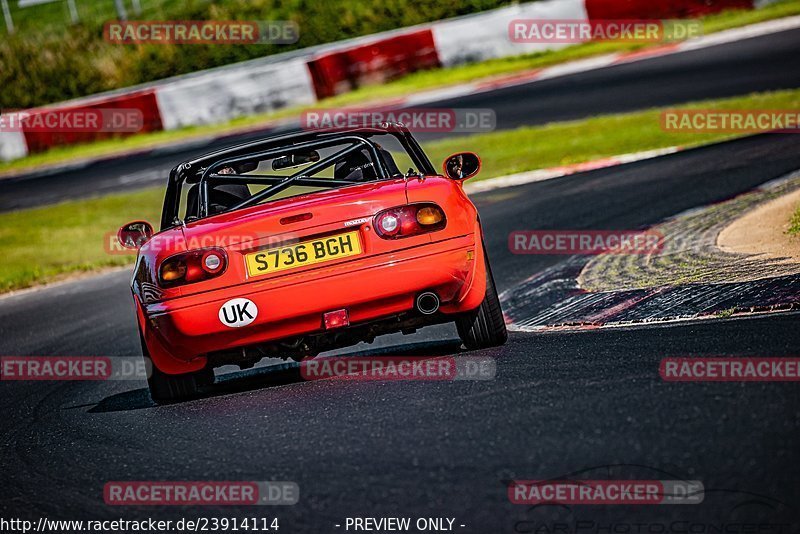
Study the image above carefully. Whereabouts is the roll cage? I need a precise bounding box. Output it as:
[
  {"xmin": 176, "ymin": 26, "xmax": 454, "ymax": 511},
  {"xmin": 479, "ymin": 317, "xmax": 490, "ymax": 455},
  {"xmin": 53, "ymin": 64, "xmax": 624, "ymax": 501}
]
[{"xmin": 160, "ymin": 123, "xmax": 437, "ymax": 231}]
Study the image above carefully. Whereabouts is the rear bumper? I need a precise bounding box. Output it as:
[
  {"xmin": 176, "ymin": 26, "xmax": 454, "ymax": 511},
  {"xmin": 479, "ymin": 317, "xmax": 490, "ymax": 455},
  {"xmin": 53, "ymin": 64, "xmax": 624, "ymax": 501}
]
[{"xmin": 139, "ymin": 235, "xmax": 485, "ymax": 374}]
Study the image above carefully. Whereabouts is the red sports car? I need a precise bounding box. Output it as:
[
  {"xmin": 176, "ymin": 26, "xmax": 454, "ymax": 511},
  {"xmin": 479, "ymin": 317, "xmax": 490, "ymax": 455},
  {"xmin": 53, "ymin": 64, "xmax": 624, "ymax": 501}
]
[{"xmin": 118, "ymin": 123, "xmax": 506, "ymax": 402}]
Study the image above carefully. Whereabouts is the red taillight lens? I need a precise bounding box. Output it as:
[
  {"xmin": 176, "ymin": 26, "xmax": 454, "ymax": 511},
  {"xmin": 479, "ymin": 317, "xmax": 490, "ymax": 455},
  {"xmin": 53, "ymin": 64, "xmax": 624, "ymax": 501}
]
[
  {"xmin": 374, "ymin": 203, "xmax": 446, "ymax": 239},
  {"xmin": 159, "ymin": 248, "xmax": 228, "ymax": 288}
]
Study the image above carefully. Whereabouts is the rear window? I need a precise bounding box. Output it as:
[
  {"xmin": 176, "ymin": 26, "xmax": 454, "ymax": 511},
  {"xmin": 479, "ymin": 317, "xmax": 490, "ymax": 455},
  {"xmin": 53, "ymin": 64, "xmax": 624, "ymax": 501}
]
[{"xmin": 180, "ymin": 135, "xmax": 418, "ymax": 221}]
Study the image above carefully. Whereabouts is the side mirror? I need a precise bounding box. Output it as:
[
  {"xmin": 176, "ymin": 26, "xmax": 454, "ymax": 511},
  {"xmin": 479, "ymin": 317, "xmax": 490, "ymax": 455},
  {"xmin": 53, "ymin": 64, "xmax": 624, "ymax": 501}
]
[
  {"xmin": 443, "ymin": 152, "xmax": 481, "ymax": 181},
  {"xmin": 117, "ymin": 220, "xmax": 154, "ymax": 250}
]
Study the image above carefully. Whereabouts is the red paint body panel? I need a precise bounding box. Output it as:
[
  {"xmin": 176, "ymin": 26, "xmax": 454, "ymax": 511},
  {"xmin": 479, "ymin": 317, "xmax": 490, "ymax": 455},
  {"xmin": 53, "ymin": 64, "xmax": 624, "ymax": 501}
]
[{"xmin": 133, "ymin": 175, "xmax": 486, "ymax": 375}]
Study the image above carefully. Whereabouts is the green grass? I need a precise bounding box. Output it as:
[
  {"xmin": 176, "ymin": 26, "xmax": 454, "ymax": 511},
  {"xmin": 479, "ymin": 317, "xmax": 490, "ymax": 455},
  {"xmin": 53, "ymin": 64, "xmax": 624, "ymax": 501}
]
[
  {"xmin": 1, "ymin": 88, "xmax": 798, "ymax": 293},
  {"xmin": 1, "ymin": 0, "xmax": 515, "ymax": 109},
  {"xmin": 789, "ymin": 205, "xmax": 800, "ymax": 236},
  {"xmin": 0, "ymin": 188, "xmax": 163, "ymax": 293},
  {"xmin": 4, "ymin": 0, "xmax": 173, "ymax": 34},
  {"xmin": 2, "ymin": 0, "xmax": 800, "ymax": 177},
  {"xmin": 422, "ymin": 89, "xmax": 800, "ymax": 180}
]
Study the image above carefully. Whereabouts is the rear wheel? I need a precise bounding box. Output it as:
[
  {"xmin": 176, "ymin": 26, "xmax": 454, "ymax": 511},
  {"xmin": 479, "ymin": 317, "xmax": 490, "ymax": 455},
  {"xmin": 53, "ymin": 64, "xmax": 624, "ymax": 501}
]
[
  {"xmin": 456, "ymin": 249, "xmax": 508, "ymax": 350},
  {"xmin": 140, "ymin": 331, "xmax": 213, "ymax": 404}
]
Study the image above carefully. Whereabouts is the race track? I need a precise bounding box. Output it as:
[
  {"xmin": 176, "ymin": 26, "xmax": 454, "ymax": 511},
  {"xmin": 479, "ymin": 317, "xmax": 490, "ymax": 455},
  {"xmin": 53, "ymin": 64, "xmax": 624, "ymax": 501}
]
[
  {"xmin": 2, "ymin": 18, "xmax": 800, "ymax": 529},
  {"xmin": 2, "ymin": 133, "xmax": 800, "ymax": 529}
]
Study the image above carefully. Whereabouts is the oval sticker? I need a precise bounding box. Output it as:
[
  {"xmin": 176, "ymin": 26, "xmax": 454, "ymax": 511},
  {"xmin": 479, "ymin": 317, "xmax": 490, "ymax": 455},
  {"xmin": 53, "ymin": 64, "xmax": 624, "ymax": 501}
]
[{"xmin": 218, "ymin": 298, "xmax": 258, "ymax": 328}]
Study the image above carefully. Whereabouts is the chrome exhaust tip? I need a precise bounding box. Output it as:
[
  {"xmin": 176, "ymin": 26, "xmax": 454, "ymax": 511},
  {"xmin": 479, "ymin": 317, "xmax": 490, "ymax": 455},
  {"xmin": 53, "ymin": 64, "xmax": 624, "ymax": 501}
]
[{"xmin": 416, "ymin": 292, "xmax": 440, "ymax": 315}]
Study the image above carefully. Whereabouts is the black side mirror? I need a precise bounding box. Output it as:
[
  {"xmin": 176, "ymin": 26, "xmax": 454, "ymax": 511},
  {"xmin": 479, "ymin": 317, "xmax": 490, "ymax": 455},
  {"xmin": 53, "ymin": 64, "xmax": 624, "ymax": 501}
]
[{"xmin": 443, "ymin": 152, "xmax": 481, "ymax": 181}]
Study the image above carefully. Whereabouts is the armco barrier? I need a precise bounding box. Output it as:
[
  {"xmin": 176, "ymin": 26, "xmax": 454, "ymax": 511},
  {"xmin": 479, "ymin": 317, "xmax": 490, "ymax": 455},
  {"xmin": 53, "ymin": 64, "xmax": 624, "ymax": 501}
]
[
  {"xmin": 21, "ymin": 89, "xmax": 163, "ymax": 154},
  {"xmin": 433, "ymin": 0, "xmax": 586, "ymax": 66},
  {"xmin": 156, "ymin": 57, "xmax": 316, "ymax": 130},
  {"xmin": 306, "ymin": 29, "xmax": 440, "ymax": 99},
  {"xmin": 0, "ymin": 0, "xmax": 773, "ymax": 161}
]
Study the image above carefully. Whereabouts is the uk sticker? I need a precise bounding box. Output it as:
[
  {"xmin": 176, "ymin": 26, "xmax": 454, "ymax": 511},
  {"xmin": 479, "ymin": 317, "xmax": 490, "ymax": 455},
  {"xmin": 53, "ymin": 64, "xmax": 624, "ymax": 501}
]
[{"xmin": 219, "ymin": 298, "xmax": 258, "ymax": 328}]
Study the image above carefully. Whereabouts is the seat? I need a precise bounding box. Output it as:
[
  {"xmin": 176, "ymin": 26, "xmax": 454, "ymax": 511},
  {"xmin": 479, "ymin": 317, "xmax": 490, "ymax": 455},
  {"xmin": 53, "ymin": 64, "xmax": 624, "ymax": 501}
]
[
  {"xmin": 334, "ymin": 150, "xmax": 378, "ymax": 182},
  {"xmin": 333, "ymin": 147, "xmax": 401, "ymax": 181},
  {"xmin": 184, "ymin": 183, "xmax": 252, "ymax": 219}
]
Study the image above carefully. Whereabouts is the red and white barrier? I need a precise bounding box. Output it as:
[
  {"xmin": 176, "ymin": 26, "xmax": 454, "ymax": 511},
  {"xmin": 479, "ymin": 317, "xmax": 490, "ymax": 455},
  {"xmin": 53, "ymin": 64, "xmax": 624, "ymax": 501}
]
[
  {"xmin": 307, "ymin": 29, "xmax": 440, "ymax": 99},
  {"xmin": 433, "ymin": 0, "xmax": 587, "ymax": 66},
  {"xmin": 0, "ymin": 0, "xmax": 777, "ymax": 161},
  {"xmin": 0, "ymin": 130, "xmax": 27, "ymax": 161},
  {"xmin": 22, "ymin": 89, "xmax": 163, "ymax": 154},
  {"xmin": 155, "ymin": 57, "xmax": 316, "ymax": 130}
]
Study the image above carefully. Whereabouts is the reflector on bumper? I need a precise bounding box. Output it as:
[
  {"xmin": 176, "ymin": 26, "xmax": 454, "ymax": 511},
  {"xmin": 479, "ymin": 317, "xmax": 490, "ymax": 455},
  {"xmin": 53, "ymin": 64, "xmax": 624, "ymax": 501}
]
[{"xmin": 323, "ymin": 309, "xmax": 349, "ymax": 330}]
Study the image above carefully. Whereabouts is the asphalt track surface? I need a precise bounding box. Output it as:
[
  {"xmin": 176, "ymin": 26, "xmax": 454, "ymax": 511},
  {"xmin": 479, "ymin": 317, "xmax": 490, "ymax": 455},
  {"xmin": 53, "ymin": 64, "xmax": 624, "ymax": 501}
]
[
  {"xmin": 2, "ymin": 133, "xmax": 800, "ymax": 530},
  {"xmin": 2, "ymin": 27, "xmax": 800, "ymax": 212}
]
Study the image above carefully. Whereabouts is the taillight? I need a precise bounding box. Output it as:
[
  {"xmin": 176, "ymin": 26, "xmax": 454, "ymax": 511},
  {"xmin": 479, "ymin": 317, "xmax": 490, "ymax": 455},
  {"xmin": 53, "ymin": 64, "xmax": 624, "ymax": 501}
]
[
  {"xmin": 374, "ymin": 203, "xmax": 446, "ymax": 239},
  {"xmin": 159, "ymin": 248, "xmax": 228, "ymax": 288}
]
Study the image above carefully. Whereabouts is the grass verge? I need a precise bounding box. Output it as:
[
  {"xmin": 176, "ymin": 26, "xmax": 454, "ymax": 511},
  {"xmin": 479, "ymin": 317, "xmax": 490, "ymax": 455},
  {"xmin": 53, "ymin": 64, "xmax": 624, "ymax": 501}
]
[
  {"xmin": 423, "ymin": 89, "xmax": 800, "ymax": 180},
  {"xmin": 1, "ymin": 0, "xmax": 799, "ymax": 177},
  {"xmin": 789, "ymin": 205, "xmax": 800, "ymax": 236},
  {"xmin": 1, "ymin": 88, "xmax": 798, "ymax": 294},
  {"xmin": 0, "ymin": 188, "xmax": 163, "ymax": 293}
]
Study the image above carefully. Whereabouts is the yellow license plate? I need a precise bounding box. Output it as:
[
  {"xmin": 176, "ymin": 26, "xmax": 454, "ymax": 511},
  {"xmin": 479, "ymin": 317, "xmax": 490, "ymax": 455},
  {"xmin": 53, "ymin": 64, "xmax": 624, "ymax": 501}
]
[{"xmin": 245, "ymin": 231, "xmax": 362, "ymax": 277}]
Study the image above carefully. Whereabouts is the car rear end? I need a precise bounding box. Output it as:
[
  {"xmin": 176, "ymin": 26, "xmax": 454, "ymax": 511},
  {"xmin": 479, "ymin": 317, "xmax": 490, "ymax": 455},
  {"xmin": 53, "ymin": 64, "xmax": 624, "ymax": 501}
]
[{"xmin": 135, "ymin": 176, "xmax": 485, "ymax": 373}]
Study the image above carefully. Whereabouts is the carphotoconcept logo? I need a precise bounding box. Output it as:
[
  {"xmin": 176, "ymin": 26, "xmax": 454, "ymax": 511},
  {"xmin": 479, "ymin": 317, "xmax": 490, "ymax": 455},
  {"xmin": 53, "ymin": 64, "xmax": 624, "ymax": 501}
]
[
  {"xmin": 509, "ymin": 230, "xmax": 663, "ymax": 255},
  {"xmin": 104, "ymin": 21, "xmax": 299, "ymax": 44}
]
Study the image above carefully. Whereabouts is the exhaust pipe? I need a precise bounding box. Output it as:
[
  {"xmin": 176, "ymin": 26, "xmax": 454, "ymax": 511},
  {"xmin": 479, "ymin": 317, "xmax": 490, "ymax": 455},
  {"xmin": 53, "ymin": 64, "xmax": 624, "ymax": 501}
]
[{"xmin": 416, "ymin": 292, "xmax": 440, "ymax": 315}]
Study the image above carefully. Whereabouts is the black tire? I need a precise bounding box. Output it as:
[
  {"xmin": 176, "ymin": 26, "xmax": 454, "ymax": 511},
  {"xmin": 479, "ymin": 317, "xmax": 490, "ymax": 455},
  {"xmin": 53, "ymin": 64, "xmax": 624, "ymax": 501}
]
[
  {"xmin": 140, "ymin": 331, "xmax": 213, "ymax": 404},
  {"xmin": 456, "ymin": 249, "xmax": 508, "ymax": 350}
]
